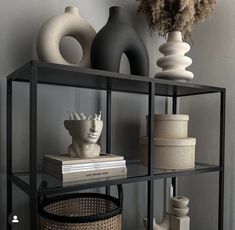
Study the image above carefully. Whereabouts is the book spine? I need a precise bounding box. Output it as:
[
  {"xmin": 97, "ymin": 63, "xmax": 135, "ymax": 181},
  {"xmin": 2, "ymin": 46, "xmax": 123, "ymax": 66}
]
[
  {"xmin": 62, "ymin": 167, "xmax": 127, "ymax": 182},
  {"xmin": 44, "ymin": 159, "xmax": 127, "ymax": 182},
  {"xmin": 62, "ymin": 165, "xmax": 126, "ymax": 173},
  {"xmin": 62, "ymin": 161, "xmax": 126, "ymax": 171},
  {"xmin": 44, "ymin": 154, "xmax": 124, "ymax": 165},
  {"xmin": 62, "ymin": 160, "xmax": 126, "ymax": 168}
]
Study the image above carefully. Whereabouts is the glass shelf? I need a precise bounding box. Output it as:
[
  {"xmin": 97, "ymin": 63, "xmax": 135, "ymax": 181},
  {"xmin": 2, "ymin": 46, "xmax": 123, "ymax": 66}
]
[
  {"xmin": 153, "ymin": 162, "xmax": 221, "ymax": 179},
  {"xmin": 10, "ymin": 162, "xmax": 220, "ymax": 196},
  {"xmin": 7, "ymin": 60, "xmax": 225, "ymax": 97}
]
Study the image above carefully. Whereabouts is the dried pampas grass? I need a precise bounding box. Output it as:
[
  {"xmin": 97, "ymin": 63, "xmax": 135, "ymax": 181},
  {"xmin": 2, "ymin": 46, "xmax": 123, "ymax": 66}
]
[{"xmin": 137, "ymin": 0, "xmax": 216, "ymax": 40}]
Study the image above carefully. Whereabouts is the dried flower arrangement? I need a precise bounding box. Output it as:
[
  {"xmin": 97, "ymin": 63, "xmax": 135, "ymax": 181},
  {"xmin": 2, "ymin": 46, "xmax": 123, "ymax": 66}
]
[{"xmin": 137, "ymin": 0, "xmax": 216, "ymax": 40}]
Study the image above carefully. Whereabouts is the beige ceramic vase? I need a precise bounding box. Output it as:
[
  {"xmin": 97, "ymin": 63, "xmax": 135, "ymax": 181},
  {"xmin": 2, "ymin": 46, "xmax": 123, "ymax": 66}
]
[
  {"xmin": 155, "ymin": 31, "xmax": 194, "ymax": 82},
  {"xmin": 37, "ymin": 6, "xmax": 96, "ymax": 67}
]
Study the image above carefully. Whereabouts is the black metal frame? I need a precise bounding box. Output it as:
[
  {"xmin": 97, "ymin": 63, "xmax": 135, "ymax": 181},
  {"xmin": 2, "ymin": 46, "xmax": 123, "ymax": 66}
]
[
  {"xmin": 172, "ymin": 96, "xmax": 178, "ymax": 197},
  {"xmin": 6, "ymin": 61, "xmax": 226, "ymax": 230}
]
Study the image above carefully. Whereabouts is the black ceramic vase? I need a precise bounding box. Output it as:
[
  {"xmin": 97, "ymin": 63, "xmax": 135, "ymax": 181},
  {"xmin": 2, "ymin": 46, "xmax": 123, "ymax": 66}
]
[{"xmin": 91, "ymin": 6, "xmax": 149, "ymax": 77}]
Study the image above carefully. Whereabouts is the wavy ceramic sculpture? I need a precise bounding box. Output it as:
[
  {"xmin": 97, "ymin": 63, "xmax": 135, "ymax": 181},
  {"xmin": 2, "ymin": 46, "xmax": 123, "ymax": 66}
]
[
  {"xmin": 170, "ymin": 196, "xmax": 190, "ymax": 230},
  {"xmin": 64, "ymin": 112, "xmax": 103, "ymax": 158},
  {"xmin": 91, "ymin": 6, "xmax": 149, "ymax": 77},
  {"xmin": 172, "ymin": 196, "xmax": 189, "ymax": 209},
  {"xmin": 171, "ymin": 196, "xmax": 190, "ymax": 217},
  {"xmin": 172, "ymin": 207, "xmax": 189, "ymax": 217},
  {"xmin": 155, "ymin": 31, "xmax": 194, "ymax": 82},
  {"xmin": 37, "ymin": 6, "xmax": 96, "ymax": 67}
]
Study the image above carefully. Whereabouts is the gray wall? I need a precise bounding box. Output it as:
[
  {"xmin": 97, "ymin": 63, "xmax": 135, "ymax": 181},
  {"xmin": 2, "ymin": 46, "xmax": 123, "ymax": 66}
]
[
  {"xmin": 0, "ymin": 0, "xmax": 167, "ymax": 229},
  {"xmin": 178, "ymin": 1, "xmax": 233, "ymax": 229}
]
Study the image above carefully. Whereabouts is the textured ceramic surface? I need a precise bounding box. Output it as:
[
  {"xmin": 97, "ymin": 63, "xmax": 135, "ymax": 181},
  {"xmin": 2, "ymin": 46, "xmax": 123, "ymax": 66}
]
[
  {"xmin": 146, "ymin": 114, "xmax": 189, "ymax": 138},
  {"xmin": 91, "ymin": 6, "xmax": 149, "ymax": 76},
  {"xmin": 140, "ymin": 137, "xmax": 196, "ymax": 170},
  {"xmin": 37, "ymin": 6, "xmax": 96, "ymax": 67},
  {"xmin": 64, "ymin": 119, "xmax": 103, "ymax": 158},
  {"xmin": 172, "ymin": 207, "xmax": 189, "ymax": 217},
  {"xmin": 172, "ymin": 196, "xmax": 189, "ymax": 209},
  {"xmin": 155, "ymin": 31, "xmax": 194, "ymax": 82}
]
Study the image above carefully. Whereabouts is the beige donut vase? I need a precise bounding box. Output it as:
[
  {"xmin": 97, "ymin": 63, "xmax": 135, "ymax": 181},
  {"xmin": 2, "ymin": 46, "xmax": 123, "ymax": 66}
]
[{"xmin": 36, "ymin": 6, "xmax": 96, "ymax": 67}]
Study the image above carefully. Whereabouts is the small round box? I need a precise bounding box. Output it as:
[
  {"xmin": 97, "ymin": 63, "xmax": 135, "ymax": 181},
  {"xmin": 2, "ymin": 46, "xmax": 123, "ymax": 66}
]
[
  {"xmin": 146, "ymin": 114, "xmax": 189, "ymax": 138},
  {"xmin": 140, "ymin": 137, "xmax": 196, "ymax": 170}
]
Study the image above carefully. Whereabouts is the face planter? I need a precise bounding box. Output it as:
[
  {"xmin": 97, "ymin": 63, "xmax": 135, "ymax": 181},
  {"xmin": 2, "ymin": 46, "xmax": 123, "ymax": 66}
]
[{"xmin": 64, "ymin": 112, "xmax": 103, "ymax": 158}]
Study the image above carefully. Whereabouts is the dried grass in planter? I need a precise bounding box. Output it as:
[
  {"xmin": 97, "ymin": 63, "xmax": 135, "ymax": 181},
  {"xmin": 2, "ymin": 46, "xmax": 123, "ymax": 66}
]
[{"xmin": 137, "ymin": 0, "xmax": 216, "ymax": 41}]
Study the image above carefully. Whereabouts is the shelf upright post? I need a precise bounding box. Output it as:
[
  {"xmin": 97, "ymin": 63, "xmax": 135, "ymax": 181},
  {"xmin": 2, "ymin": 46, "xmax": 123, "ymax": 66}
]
[
  {"xmin": 7, "ymin": 78, "xmax": 13, "ymax": 230},
  {"xmin": 147, "ymin": 81, "xmax": 155, "ymax": 230},
  {"xmin": 172, "ymin": 96, "xmax": 178, "ymax": 196},
  {"xmin": 106, "ymin": 89, "xmax": 112, "ymax": 195},
  {"xmin": 29, "ymin": 63, "xmax": 38, "ymax": 229},
  {"xmin": 219, "ymin": 90, "xmax": 226, "ymax": 230}
]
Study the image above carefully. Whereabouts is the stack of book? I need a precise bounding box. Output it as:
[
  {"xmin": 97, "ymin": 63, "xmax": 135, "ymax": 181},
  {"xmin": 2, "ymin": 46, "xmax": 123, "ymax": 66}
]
[{"xmin": 43, "ymin": 153, "xmax": 127, "ymax": 182}]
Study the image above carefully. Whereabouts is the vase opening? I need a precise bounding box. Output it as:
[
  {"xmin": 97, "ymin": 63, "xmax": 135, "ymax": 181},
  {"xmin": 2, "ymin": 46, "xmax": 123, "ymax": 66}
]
[
  {"xmin": 108, "ymin": 6, "xmax": 131, "ymax": 25},
  {"xmin": 167, "ymin": 31, "xmax": 182, "ymax": 42},
  {"xmin": 65, "ymin": 6, "xmax": 79, "ymax": 15}
]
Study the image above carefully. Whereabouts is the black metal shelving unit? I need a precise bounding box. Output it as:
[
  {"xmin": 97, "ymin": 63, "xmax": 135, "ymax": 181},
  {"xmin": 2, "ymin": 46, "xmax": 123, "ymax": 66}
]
[{"xmin": 6, "ymin": 60, "xmax": 226, "ymax": 230}]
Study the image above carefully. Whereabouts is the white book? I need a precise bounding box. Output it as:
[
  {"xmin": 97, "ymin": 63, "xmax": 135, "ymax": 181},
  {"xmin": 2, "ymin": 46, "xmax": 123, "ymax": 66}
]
[
  {"xmin": 62, "ymin": 160, "xmax": 126, "ymax": 170},
  {"xmin": 44, "ymin": 165, "xmax": 127, "ymax": 182},
  {"xmin": 43, "ymin": 158, "xmax": 126, "ymax": 173},
  {"xmin": 44, "ymin": 153, "xmax": 124, "ymax": 165},
  {"xmin": 43, "ymin": 159, "xmax": 126, "ymax": 173}
]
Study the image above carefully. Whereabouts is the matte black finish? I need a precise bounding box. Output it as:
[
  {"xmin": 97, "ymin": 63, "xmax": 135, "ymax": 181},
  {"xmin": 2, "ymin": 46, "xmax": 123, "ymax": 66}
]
[
  {"xmin": 6, "ymin": 60, "xmax": 226, "ymax": 230},
  {"xmin": 106, "ymin": 90, "xmax": 112, "ymax": 154},
  {"xmin": 30, "ymin": 66, "xmax": 38, "ymax": 229},
  {"xmin": 147, "ymin": 82, "xmax": 155, "ymax": 230},
  {"xmin": 219, "ymin": 91, "xmax": 226, "ymax": 230},
  {"xmin": 9, "ymin": 61, "xmax": 223, "ymax": 97},
  {"xmin": 11, "ymin": 174, "xmax": 30, "ymax": 195},
  {"xmin": 7, "ymin": 79, "xmax": 12, "ymax": 230},
  {"xmin": 11, "ymin": 163, "xmax": 221, "ymax": 196},
  {"xmin": 172, "ymin": 96, "xmax": 177, "ymax": 197},
  {"xmin": 106, "ymin": 90, "xmax": 111, "ymax": 195},
  {"xmin": 91, "ymin": 6, "xmax": 149, "ymax": 77}
]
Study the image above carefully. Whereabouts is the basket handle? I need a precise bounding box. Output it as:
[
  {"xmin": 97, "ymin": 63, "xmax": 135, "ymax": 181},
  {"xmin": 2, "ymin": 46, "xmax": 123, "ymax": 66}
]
[
  {"xmin": 38, "ymin": 181, "xmax": 49, "ymax": 206},
  {"xmin": 38, "ymin": 182, "xmax": 124, "ymax": 210},
  {"xmin": 117, "ymin": 184, "xmax": 123, "ymax": 210}
]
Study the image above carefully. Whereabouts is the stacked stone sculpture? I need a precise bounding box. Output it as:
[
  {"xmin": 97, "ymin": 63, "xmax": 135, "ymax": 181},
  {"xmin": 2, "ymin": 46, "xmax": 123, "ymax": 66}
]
[
  {"xmin": 144, "ymin": 195, "xmax": 190, "ymax": 230},
  {"xmin": 170, "ymin": 196, "xmax": 190, "ymax": 230}
]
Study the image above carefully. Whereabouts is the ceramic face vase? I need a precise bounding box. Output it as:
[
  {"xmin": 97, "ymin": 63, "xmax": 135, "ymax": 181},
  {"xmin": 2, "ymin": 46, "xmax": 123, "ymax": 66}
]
[
  {"xmin": 64, "ymin": 119, "xmax": 103, "ymax": 158},
  {"xmin": 91, "ymin": 6, "xmax": 149, "ymax": 77},
  {"xmin": 37, "ymin": 6, "xmax": 96, "ymax": 67}
]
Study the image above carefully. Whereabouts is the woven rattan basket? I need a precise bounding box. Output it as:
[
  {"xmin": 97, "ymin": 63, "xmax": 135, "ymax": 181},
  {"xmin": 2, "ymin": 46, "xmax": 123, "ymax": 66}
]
[{"xmin": 39, "ymin": 185, "xmax": 123, "ymax": 230}]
